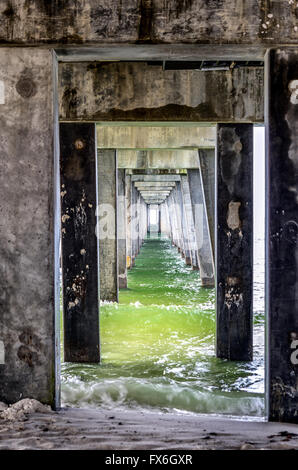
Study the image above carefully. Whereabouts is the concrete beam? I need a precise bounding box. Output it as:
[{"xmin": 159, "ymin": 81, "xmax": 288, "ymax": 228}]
[
  {"xmin": 97, "ymin": 126, "xmax": 215, "ymax": 150},
  {"xmin": 266, "ymin": 48, "xmax": 298, "ymax": 423},
  {"xmin": 60, "ymin": 62, "xmax": 264, "ymax": 123},
  {"xmin": 135, "ymin": 182, "xmax": 176, "ymax": 188},
  {"xmin": 0, "ymin": 2, "xmax": 295, "ymax": 48},
  {"xmin": 118, "ymin": 150, "xmax": 201, "ymax": 169},
  {"xmin": 136, "ymin": 186, "xmax": 174, "ymax": 192},
  {"xmin": 132, "ymin": 175, "xmax": 181, "ymax": 182},
  {"xmin": 139, "ymin": 191, "xmax": 171, "ymax": 195}
]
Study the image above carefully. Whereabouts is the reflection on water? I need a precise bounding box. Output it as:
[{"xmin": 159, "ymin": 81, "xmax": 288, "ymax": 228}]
[{"xmin": 61, "ymin": 236, "xmax": 265, "ymax": 417}]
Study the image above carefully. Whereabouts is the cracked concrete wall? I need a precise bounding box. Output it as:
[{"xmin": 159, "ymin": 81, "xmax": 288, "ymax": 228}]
[
  {"xmin": 0, "ymin": 1, "xmax": 296, "ymax": 45},
  {"xmin": 0, "ymin": 48, "xmax": 59, "ymax": 406},
  {"xmin": 59, "ymin": 62, "xmax": 264, "ymax": 123}
]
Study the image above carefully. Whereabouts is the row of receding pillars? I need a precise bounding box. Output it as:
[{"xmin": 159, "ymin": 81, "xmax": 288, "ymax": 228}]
[
  {"xmin": 60, "ymin": 124, "xmax": 251, "ymax": 363},
  {"xmin": 60, "ymin": 50, "xmax": 298, "ymax": 422}
]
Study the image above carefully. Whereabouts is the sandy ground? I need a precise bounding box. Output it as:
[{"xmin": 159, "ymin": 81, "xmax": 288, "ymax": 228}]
[{"xmin": 1, "ymin": 400, "xmax": 298, "ymax": 450}]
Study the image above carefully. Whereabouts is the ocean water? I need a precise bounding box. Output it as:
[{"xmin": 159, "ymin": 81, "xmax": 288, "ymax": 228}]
[{"xmin": 61, "ymin": 235, "xmax": 265, "ymax": 418}]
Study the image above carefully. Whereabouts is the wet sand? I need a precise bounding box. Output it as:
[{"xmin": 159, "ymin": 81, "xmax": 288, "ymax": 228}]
[{"xmin": 1, "ymin": 400, "xmax": 298, "ymax": 450}]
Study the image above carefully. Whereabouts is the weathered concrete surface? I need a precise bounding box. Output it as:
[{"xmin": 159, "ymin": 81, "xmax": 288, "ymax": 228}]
[
  {"xmin": 176, "ymin": 182, "xmax": 191, "ymax": 264},
  {"xmin": 216, "ymin": 124, "xmax": 253, "ymax": 362},
  {"xmin": 97, "ymin": 150, "xmax": 118, "ymax": 302},
  {"xmin": 131, "ymin": 184, "xmax": 139, "ymax": 266},
  {"xmin": 118, "ymin": 150, "xmax": 201, "ymax": 169},
  {"xmin": 97, "ymin": 126, "xmax": 215, "ymax": 149},
  {"xmin": 60, "ymin": 123, "xmax": 100, "ymax": 363},
  {"xmin": 266, "ymin": 49, "xmax": 298, "ymax": 423},
  {"xmin": 199, "ymin": 149, "xmax": 215, "ymax": 259},
  {"xmin": 181, "ymin": 175, "xmax": 198, "ymax": 269},
  {"xmin": 135, "ymin": 182, "xmax": 176, "ymax": 188},
  {"xmin": 0, "ymin": 48, "xmax": 59, "ymax": 406},
  {"xmin": 132, "ymin": 175, "xmax": 181, "ymax": 182},
  {"xmin": 0, "ymin": 1, "xmax": 296, "ymax": 46},
  {"xmin": 125, "ymin": 173, "xmax": 132, "ymax": 269},
  {"xmin": 188, "ymin": 170, "xmax": 215, "ymax": 287},
  {"xmin": 117, "ymin": 169, "xmax": 127, "ymax": 289},
  {"xmin": 59, "ymin": 62, "xmax": 264, "ymax": 123}
]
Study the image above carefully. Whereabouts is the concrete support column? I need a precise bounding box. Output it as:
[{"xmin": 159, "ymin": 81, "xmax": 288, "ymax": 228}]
[
  {"xmin": 61, "ymin": 123, "xmax": 100, "ymax": 363},
  {"xmin": 125, "ymin": 173, "xmax": 132, "ymax": 270},
  {"xmin": 0, "ymin": 49, "xmax": 60, "ymax": 406},
  {"xmin": 172, "ymin": 186, "xmax": 184, "ymax": 254},
  {"xmin": 118, "ymin": 169, "xmax": 127, "ymax": 289},
  {"xmin": 147, "ymin": 205, "xmax": 150, "ymax": 234},
  {"xmin": 158, "ymin": 205, "xmax": 161, "ymax": 235},
  {"xmin": 266, "ymin": 49, "xmax": 298, "ymax": 422},
  {"xmin": 216, "ymin": 123, "xmax": 253, "ymax": 361},
  {"xmin": 97, "ymin": 150, "xmax": 118, "ymax": 302},
  {"xmin": 166, "ymin": 199, "xmax": 174, "ymax": 243},
  {"xmin": 181, "ymin": 175, "xmax": 199, "ymax": 269},
  {"xmin": 177, "ymin": 181, "xmax": 192, "ymax": 265},
  {"xmin": 188, "ymin": 170, "xmax": 214, "ymax": 286},
  {"xmin": 131, "ymin": 185, "xmax": 138, "ymax": 266},
  {"xmin": 199, "ymin": 149, "xmax": 216, "ymax": 259}
]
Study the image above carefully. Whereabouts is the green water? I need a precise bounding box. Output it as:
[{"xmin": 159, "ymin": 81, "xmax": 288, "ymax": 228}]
[{"xmin": 61, "ymin": 236, "xmax": 264, "ymax": 417}]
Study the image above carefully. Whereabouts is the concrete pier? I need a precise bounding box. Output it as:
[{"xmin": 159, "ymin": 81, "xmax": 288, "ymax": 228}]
[
  {"xmin": 97, "ymin": 150, "xmax": 118, "ymax": 302},
  {"xmin": 216, "ymin": 124, "xmax": 253, "ymax": 361},
  {"xmin": 0, "ymin": 49, "xmax": 59, "ymax": 407},
  {"xmin": 125, "ymin": 173, "xmax": 132, "ymax": 270},
  {"xmin": 198, "ymin": 150, "xmax": 216, "ymax": 259},
  {"xmin": 181, "ymin": 175, "xmax": 199, "ymax": 269},
  {"xmin": 60, "ymin": 123, "xmax": 100, "ymax": 363},
  {"xmin": 176, "ymin": 182, "xmax": 191, "ymax": 265},
  {"xmin": 266, "ymin": 49, "xmax": 298, "ymax": 423},
  {"xmin": 131, "ymin": 184, "xmax": 139, "ymax": 266},
  {"xmin": 118, "ymin": 169, "xmax": 127, "ymax": 289},
  {"xmin": 188, "ymin": 170, "xmax": 214, "ymax": 287}
]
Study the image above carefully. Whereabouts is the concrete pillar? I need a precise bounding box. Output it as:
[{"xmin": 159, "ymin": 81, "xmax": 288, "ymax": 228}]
[
  {"xmin": 176, "ymin": 181, "xmax": 192, "ymax": 265},
  {"xmin": 172, "ymin": 186, "xmax": 185, "ymax": 254},
  {"xmin": 137, "ymin": 191, "xmax": 141, "ymax": 253},
  {"xmin": 188, "ymin": 170, "xmax": 214, "ymax": 287},
  {"xmin": 147, "ymin": 204, "xmax": 150, "ymax": 234},
  {"xmin": 0, "ymin": 49, "xmax": 60, "ymax": 407},
  {"xmin": 97, "ymin": 150, "xmax": 118, "ymax": 302},
  {"xmin": 60, "ymin": 123, "xmax": 100, "ymax": 363},
  {"xmin": 168, "ymin": 192, "xmax": 177, "ymax": 247},
  {"xmin": 266, "ymin": 49, "xmax": 298, "ymax": 422},
  {"xmin": 131, "ymin": 185, "xmax": 138, "ymax": 265},
  {"xmin": 158, "ymin": 205, "xmax": 161, "ymax": 235},
  {"xmin": 216, "ymin": 123, "xmax": 253, "ymax": 361},
  {"xmin": 181, "ymin": 175, "xmax": 199, "ymax": 269},
  {"xmin": 199, "ymin": 149, "xmax": 215, "ymax": 259},
  {"xmin": 125, "ymin": 173, "xmax": 132, "ymax": 270},
  {"xmin": 166, "ymin": 199, "xmax": 174, "ymax": 243},
  {"xmin": 118, "ymin": 169, "xmax": 127, "ymax": 289}
]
